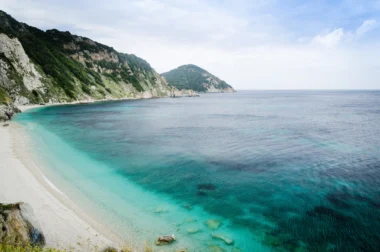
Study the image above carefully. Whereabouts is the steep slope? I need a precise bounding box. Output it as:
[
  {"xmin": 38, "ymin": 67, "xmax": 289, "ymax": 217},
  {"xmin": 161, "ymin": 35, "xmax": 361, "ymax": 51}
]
[
  {"xmin": 162, "ymin": 64, "xmax": 235, "ymax": 93},
  {"xmin": 0, "ymin": 10, "xmax": 172, "ymax": 109}
]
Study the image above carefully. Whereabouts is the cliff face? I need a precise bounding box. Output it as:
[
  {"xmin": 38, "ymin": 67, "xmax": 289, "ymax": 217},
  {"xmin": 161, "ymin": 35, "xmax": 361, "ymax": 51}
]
[
  {"xmin": 0, "ymin": 83, "xmax": 20, "ymax": 121},
  {"xmin": 0, "ymin": 10, "xmax": 172, "ymax": 108},
  {"xmin": 0, "ymin": 33, "xmax": 47, "ymax": 105},
  {"xmin": 0, "ymin": 203, "xmax": 45, "ymax": 247},
  {"xmin": 162, "ymin": 64, "xmax": 235, "ymax": 93}
]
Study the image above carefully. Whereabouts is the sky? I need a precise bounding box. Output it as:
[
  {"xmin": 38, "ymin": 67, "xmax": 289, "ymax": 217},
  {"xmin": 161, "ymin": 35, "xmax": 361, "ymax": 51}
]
[{"xmin": 1, "ymin": 0, "xmax": 380, "ymax": 90}]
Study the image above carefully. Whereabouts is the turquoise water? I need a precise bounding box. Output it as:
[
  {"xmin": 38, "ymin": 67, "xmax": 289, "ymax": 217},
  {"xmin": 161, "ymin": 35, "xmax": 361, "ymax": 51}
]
[{"xmin": 15, "ymin": 91, "xmax": 380, "ymax": 251}]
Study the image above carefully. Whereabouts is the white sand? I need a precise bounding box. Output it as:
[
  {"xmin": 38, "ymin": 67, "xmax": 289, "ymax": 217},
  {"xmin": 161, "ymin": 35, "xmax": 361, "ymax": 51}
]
[
  {"xmin": 0, "ymin": 123, "xmax": 120, "ymax": 251},
  {"xmin": 17, "ymin": 104, "xmax": 43, "ymax": 112}
]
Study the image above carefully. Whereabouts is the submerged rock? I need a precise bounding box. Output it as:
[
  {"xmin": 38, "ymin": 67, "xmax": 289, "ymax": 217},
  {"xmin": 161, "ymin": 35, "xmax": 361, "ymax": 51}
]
[
  {"xmin": 206, "ymin": 219, "xmax": 222, "ymax": 230},
  {"xmin": 209, "ymin": 245, "xmax": 226, "ymax": 252},
  {"xmin": 197, "ymin": 191, "xmax": 208, "ymax": 197},
  {"xmin": 156, "ymin": 234, "xmax": 176, "ymax": 246},
  {"xmin": 307, "ymin": 206, "xmax": 352, "ymax": 222},
  {"xmin": 154, "ymin": 206, "xmax": 169, "ymax": 214},
  {"xmin": 197, "ymin": 183, "xmax": 216, "ymax": 191},
  {"xmin": 184, "ymin": 217, "xmax": 197, "ymax": 223},
  {"xmin": 326, "ymin": 192, "xmax": 352, "ymax": 209},
  {"xmin": 0, "ymin": 202, "xmax": 45, "ymax": 247},
  {"xmin": 187, "ymin": 228, "xmax": 201, "ymax": 234},
  {"xmin": 211, "ymin": 233, "xmax": 234, "ymax": 246},
  {"xmin": 263, "ymin": 233, "xmax": 282, "ymax": 247},
  {"xmin": 294, "ymin": 247, "xmax": 308, "ymax": 252},
  {"xmin": 182, "ymin": 203, "xmax": 193, "ymax": 210}
]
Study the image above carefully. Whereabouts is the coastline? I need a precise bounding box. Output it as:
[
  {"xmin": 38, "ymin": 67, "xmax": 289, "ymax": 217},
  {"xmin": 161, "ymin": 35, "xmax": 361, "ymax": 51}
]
[
  {"xmin": 3, "ymin": 93, "xmax": 274, "ymax": 252},
  {"xmin": 0, "ymin": 122, "xmax": 122, "ymax": 251},
  {"xmin": 2, "ymin": 95, "xmax": 200, "ymax": 251},
  {"xmin": 16, "ymin": 97, "xmax": 138, "ymax": 113}
]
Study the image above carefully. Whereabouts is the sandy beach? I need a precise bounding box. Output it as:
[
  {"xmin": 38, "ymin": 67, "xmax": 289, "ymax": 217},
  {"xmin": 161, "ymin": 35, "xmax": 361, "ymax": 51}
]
[{"xmin": 0, "ymin": 120, "xmax": 120, "ymax": 251}]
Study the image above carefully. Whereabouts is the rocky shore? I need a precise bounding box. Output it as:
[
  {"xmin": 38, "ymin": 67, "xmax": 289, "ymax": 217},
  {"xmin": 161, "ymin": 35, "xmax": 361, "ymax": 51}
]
[{"xmin": 0, "ymin": 104, "xmax": 20, "ymax": 122}]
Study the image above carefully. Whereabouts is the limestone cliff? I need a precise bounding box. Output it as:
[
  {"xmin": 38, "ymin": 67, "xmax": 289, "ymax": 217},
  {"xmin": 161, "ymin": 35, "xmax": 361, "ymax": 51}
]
[
  {"xmin": 162, "ymin": 64, "xmax": 235, "ymax": 93},
  {"xmin": 0, "ymin": 203, "xmax": 45, "ymax": 247},
  {"xmin": 0, "ymin": 10, "xmax": 172, "ymax": 109}
]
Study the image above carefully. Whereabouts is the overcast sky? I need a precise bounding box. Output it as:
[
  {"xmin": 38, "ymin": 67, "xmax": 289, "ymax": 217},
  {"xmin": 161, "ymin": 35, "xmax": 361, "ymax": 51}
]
[{"xmin": 2, "ymin": 0, "xmax": 380, "ymax": 89}]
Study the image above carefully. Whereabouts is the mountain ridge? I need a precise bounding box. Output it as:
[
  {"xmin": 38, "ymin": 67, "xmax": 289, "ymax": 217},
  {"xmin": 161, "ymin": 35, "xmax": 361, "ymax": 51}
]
[{"xmin": 162, "ymin": 64, "xmax": 235, "ymax": 93}]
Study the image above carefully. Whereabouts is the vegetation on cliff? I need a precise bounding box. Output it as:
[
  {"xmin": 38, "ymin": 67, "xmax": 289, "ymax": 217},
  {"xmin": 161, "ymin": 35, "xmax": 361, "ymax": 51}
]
[
  {"xmin": 162, "ymin": 64, "xmax": 234, "ymax": 92},
  {"xmin": 0, "ymin": 244, "xmax": 62, "ymax": 252},
  {"xmin": 0, "ymin": 10, "xmax": 171, "ymax": 105},
  {"xmin": 0, "ymin": 87, "xmax": 11, "ymax": 105}
]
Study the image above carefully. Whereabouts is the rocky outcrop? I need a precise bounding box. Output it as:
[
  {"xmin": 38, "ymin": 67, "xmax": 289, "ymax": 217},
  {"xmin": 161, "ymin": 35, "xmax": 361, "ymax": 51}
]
[
  {"xmin": 205, "ymin": 219, "xmax": 222, "ymax": 230},
  {"xmin": 0, "ymin": 85, "xmax": 20, "ymax": 121},
  {"xmin": 156, "ymin": 234, "xmax": 175, "ymax": 246},
  {"xmin": 0, "ymin": 34, "xmax": 44, "ymax": 94},
  {"xmin": 162, "ymin": 64, "xmax": 235, "ymax": 93},
  {"xmin": 170, "ymin": 88, "xmax": 199, "ymax": 97},
  {"xmin": 0, "ymin": 34, "xmax": 45, "ymax": 106},
  {"xmin": 211, "ymin": 233, "xmax": 234, "ymax": 246},
  {"xmin": 0, "ymin": 202, "xmax": 45, "ymax": 247},
  {"xmin": 0, "ymin": 104, "xmax": 19, "ymax": 121}
]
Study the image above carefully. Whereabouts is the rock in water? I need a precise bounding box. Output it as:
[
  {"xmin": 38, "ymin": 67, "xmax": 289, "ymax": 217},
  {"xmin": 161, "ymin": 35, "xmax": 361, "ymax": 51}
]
[
  {"xmin": 187, "ymin": 228, "xmax": 201, "ymax": 234},
  {"xmin": 263, "ymin": 233, "xmax": 282, "ymax": 247},
  {"xmin": 182, "ymin": 203, "xmax": 193, "ymax": 210},
  {"xmin": 206, "ymin": 219, "xmax": 222, "ymax": 230},
  {"xmin": 197, "ymin": 183, "xmax": 216, "ymax": 191},
  {"xmin": 156, "ymin": 234, "xmax": 176, "ymax": 245},
  {"xmin": 0, "ymin": 202, "xmax": 45, "ymax": 247},
  {"xmin": 211, "ymin": 233, "xmax": 234, "ymax": 245},
  {"xmin": 209, "ymin": 245, "xmax": 226, "ymax": 252},
  {"xmin": 154, "ymin": 206, "xmax": 169, "ymax": 214}
]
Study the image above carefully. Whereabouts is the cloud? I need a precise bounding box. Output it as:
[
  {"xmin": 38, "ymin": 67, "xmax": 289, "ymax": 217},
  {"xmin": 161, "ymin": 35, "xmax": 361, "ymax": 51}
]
[
  {"xmin": 356, "ymin": 19, "xmax": 377, "ymax": 36},
  {"xmin": 312, "ymin": 28, "xmax": 345, "ymax": 49},
  {"xmin": 311, "ymin": 19, "xmax": 378, "ymax": 48}
]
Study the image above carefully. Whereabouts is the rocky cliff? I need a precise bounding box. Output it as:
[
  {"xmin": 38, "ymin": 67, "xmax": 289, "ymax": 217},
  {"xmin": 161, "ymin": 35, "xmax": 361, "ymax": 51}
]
[
  {"xmin": 0, "ymin": 202, "xmax": 45, "ymax": 247},
  {"xmin": 162, "ymin": 64, "xmax": 235, "ymax": 93},
  {"xmin": 0, "ymin": 10, "xmax": 173, "ymax": 114}
]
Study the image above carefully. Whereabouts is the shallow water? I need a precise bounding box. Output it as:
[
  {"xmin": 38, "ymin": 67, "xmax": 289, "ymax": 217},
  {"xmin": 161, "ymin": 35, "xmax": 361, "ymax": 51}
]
[{"xmin": 15, "ymin": 91, "xmax": 380, "ymax": 251}]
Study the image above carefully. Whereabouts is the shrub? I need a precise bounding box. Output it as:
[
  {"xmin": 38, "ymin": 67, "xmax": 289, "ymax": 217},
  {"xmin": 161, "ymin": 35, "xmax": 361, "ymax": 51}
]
[
  {"xmin": 0, "ymin": 244, "xmax": 63, "ymax": 252},
  {"xmin": 85, "ymin": 61, "xmax": 94, "ymax": 68},
  {"xmin": 81, "ymin": 85, "xmax": 91, "ymax": 94}
]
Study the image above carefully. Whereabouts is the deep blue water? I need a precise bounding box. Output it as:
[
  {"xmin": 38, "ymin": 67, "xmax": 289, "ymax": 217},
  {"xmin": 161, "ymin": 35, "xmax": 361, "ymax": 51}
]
[{"xmin": 15, "ymin": 91, "xmax": 380, "ymax": 251}]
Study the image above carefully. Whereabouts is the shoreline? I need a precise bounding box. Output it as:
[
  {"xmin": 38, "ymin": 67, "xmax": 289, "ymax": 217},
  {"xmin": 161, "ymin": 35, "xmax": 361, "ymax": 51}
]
[
  {"xmin": 15, "ymin": 90, "xmax": 223, "ymax": 113},
  {"xmin": 16, "ymin": 97, "xmax": 142, "ymax": 113},
  {"xmin": 2, "ymin": 94, "xmax": 202, "ymax": 250},
  {"xmin": 0, "ymin": 122, "xmax": 123, "ymax": 251}
]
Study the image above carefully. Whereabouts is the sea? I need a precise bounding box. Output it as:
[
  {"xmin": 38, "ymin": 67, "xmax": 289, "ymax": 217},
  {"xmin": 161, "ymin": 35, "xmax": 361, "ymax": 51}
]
[{"xmin": 14, "ymin": 91, "xmax": 380, "ymax": 251}]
